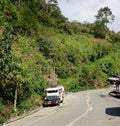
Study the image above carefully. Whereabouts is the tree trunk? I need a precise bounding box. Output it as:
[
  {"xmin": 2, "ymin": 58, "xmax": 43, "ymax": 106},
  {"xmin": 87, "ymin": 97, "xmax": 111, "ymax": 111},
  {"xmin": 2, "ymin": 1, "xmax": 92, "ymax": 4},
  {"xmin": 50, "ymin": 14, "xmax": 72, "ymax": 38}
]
[{"xmin": 14, "ymin": 87, "xmax": 17, "ymax": 112}]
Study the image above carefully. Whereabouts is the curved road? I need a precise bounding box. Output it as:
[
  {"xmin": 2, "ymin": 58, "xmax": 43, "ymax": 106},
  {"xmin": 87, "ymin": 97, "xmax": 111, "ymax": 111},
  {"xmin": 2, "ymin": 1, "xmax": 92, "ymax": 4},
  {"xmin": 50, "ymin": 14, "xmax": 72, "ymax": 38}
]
[{"xmin": 7, "ymin": 88, "xmax": 120, "ymax": 126}]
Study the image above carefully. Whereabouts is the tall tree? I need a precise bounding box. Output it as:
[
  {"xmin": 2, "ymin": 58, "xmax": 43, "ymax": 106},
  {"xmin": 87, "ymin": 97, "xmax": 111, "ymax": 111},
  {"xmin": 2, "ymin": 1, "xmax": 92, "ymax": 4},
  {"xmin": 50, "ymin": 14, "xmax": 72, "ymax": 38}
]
[
  {"xmin": 0, "ymin": 27, "xmax": 32, "ymax": 111},
  {"xmin": 0, "ymin": 0, "xmax": 32, "ymax": 111},
  {"xmin": 95, "ymin": 7, "xmax": 115, "ymax": 26},
  {"xmin": 94, "ymin": 7, "xmax": 115, "ymax": 38}
]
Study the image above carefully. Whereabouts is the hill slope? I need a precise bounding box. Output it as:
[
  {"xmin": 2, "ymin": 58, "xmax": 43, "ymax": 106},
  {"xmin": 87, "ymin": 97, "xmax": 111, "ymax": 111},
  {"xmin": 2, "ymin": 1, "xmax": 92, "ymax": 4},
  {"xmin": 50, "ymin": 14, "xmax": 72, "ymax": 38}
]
[{"xmin": 0, "ymin": 0, "xmax": 120, "ymax": 123}]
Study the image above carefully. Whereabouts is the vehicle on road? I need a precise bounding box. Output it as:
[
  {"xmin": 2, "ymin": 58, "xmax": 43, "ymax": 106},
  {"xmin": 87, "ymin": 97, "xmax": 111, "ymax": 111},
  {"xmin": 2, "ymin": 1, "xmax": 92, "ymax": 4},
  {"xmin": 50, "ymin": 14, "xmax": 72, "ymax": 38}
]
[
  {"xmin": 45, "ymin": 85, "xmax": 64, "ymax": 103},
  {"xmin": 43, "ymin": 96, "xmax": 60, "ymax": 107},
  {"xmin": 108, "ymin": 76, "xmax": 120, "ymax": 93}
]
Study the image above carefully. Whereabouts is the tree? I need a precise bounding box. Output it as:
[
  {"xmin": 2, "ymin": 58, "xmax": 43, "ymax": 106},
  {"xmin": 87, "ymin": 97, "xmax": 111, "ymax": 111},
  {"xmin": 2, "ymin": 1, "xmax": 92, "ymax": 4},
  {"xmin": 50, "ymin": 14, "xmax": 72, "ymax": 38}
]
[
  {"xmin": 95, "ymin": 7, "xmax": 115, "ymax": 26},
  {"xmin": 94, "ymin": 7, "xmax": 115, "ymax": 38},
  {"xmin": 0, "ymin": 23, "xmax": 32, "ymax": 112},
  {"xmin": 0, "ymin": 28, "xmax": 32, "ymax": 111}
]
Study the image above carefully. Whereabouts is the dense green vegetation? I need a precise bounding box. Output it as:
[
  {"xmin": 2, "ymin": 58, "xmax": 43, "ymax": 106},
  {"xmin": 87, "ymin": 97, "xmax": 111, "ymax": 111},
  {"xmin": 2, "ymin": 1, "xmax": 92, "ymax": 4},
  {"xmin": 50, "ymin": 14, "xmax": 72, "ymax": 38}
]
[{"xmin": 0, "ymin": 0, "xmax": 120, "ymax": 123}]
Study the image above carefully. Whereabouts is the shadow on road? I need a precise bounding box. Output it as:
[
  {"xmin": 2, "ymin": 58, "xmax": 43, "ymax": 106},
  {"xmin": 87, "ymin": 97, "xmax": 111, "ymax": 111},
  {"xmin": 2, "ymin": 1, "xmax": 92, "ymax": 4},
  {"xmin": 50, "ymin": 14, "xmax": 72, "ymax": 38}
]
[
  {"xmin": 109, "ymin": 90, "xmax": 120, "ymax": 99},
  {"xmin": 106, "ymin": 90, "xmax": 120, "ymax": 117},
  {"xmin": 106, "ymin": 107, "xmax": 120, "ymax": 117}
]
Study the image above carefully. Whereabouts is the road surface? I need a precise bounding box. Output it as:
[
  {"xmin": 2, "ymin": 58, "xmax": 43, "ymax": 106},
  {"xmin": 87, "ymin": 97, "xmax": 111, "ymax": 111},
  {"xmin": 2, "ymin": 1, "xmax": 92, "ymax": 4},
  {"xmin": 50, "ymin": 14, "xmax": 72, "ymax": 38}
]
[{"xmin": 7, "ymin": 88, "xmax": 120, "ymax": 126}]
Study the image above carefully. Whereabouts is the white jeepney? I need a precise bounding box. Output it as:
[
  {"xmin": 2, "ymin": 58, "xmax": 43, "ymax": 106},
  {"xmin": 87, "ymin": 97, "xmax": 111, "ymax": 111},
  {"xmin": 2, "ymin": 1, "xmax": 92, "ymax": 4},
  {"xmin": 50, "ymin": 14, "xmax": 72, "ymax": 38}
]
[{"xmin": 45, "ymin": 85, "xmax": 64, "ymax": 102}]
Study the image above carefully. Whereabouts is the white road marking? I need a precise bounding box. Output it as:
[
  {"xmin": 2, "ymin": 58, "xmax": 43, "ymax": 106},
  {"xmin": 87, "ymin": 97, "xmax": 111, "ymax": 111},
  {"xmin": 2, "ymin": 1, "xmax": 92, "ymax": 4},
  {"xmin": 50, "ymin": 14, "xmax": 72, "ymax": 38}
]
[
  {"xmin": 65, "ymin": 92, "xmax": 92, "ymax": 126},
  {"xmin": 23, "ymin": 106, "xmax": 60, "ymax": 126}
]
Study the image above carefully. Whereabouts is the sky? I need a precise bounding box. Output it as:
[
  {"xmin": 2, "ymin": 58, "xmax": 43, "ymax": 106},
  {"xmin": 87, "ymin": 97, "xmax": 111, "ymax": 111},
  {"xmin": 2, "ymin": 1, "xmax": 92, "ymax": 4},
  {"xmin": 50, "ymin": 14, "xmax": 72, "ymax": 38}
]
[{"xmin": 58, "ymin": 0, "xmax": 120, "ymax": 32}]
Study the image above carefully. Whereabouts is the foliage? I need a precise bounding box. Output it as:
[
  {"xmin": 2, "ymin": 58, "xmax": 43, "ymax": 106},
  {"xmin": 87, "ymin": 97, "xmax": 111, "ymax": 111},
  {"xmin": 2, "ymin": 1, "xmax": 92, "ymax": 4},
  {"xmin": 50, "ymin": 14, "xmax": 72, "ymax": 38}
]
[
  {"xmin": 94, "ymin": 7, "xmax": 115, "ymax": 39},
  {"xmin": 0, "ymin": 0, "xmax": 120, "ymax": 123},
  {"xmin": 95, "ymin": 7, "xmax": 115, "ymax": 25}
]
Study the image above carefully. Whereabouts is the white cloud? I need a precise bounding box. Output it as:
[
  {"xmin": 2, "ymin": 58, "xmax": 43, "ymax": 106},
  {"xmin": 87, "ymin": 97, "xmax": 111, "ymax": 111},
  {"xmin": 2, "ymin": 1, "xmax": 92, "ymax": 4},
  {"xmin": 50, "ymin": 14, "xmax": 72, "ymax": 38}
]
[{"xmin": 58, "ymin": 0, "xmax": 120, "ymax": 32}]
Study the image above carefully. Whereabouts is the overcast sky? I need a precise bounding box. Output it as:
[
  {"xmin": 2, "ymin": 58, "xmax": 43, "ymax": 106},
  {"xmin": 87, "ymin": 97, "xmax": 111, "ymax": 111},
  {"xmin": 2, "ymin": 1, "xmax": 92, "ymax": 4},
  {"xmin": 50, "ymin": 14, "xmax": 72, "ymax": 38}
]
[{"xmin": 58, "ymin": 0, "xmax": 120, "ymax": 32}]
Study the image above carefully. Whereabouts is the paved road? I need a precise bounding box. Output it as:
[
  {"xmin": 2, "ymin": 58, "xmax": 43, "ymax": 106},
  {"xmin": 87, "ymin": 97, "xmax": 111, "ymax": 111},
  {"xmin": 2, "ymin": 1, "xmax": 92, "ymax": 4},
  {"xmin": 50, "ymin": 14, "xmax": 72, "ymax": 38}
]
[{"xmin": 7, "ymin": 88, "xmax": 120, "ymax": 126}]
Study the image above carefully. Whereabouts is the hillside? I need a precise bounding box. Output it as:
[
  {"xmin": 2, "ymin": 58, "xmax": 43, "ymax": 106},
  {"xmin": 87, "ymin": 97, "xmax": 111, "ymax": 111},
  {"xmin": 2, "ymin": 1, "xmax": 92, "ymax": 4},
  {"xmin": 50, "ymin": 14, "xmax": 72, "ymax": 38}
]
[{"xmin": 0, "ymin": 0, "xmax": 120, "ymax": 123}]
